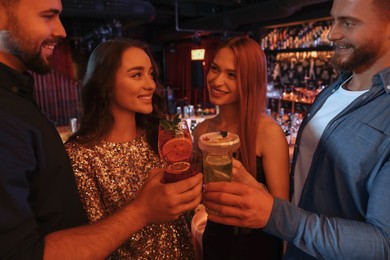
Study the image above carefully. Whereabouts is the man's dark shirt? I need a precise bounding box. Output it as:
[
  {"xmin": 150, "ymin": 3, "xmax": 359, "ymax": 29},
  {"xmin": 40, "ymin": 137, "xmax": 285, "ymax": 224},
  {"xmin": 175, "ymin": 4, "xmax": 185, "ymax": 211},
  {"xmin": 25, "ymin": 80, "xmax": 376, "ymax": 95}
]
[{"xmin": 0, "ymin": 62, "xmax": 87, "ymax": 259}]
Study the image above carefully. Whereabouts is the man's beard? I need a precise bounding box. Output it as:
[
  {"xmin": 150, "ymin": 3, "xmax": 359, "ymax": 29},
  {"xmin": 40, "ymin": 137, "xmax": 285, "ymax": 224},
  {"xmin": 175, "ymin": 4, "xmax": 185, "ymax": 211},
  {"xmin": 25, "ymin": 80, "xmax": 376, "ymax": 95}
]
[
  {"xmin": 23, "ymin": 50, "xmax": 52, "ymax": 75},
  {"xmin": 330, "ymin": 40, "xmax": 381, "ymax": 73},
  {"xmin": 4, "ymin": 16, "xmax": 52, "ymax": 74}
]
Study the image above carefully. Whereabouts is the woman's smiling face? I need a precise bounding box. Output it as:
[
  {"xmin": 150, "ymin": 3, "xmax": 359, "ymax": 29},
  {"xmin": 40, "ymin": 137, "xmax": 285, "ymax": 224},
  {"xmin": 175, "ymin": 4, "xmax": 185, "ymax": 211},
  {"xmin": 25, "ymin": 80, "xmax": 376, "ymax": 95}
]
[
  {"xmin": 110, "ymin": 47, "xmax": 156, "ymax": 117},
  {"xmin": 206, "ymin": 47, "xmax": 239, "ymax": 106}
]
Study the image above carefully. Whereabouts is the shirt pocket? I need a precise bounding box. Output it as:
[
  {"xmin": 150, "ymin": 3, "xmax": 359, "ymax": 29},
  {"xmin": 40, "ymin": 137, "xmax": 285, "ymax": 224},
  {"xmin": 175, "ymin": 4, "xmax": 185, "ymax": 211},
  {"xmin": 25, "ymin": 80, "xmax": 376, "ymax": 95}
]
[{"xmin": 326, "ymin": 117, "xmax": 390, "ymax": 180}]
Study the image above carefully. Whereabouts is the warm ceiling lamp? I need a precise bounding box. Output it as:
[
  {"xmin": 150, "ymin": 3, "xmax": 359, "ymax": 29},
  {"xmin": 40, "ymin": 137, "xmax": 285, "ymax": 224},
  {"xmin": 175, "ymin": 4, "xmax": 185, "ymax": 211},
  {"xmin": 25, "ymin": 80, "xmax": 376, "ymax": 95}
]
[{"xmin": 191, "ymin": 48, "xmax": 205, "ymax": 60}]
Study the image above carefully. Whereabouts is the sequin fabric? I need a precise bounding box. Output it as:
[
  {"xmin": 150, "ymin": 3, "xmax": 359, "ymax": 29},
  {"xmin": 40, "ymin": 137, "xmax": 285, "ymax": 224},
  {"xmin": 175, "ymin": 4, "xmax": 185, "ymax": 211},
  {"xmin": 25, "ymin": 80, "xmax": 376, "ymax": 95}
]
[{"xmin": 65, "ymin": 135, "xmax": 195, "ymax": 259}]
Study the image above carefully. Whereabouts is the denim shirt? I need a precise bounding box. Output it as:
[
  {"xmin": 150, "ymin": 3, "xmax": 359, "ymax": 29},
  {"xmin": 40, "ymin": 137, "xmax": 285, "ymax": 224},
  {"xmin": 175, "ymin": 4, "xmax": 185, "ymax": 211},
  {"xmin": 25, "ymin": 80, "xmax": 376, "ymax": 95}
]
[{"xmin": 264, "ymin": 67, "xmax": 390, "ymax": 259}]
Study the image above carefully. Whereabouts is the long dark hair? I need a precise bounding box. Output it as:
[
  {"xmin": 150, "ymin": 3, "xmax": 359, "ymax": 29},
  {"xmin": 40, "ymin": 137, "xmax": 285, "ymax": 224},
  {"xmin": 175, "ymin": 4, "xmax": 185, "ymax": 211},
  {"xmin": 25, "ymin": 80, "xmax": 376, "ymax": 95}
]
[{"xmin": 67, "ymin": 38, "xmax": 166, "ymax": 153}]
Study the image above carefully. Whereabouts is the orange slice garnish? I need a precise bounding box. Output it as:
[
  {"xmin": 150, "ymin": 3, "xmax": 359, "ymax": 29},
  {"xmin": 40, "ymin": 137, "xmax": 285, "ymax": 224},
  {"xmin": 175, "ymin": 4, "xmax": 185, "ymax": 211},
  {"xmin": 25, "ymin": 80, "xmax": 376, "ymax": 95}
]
[
  {"xmin": 162, "ymin": 137, "xmax": 193, "ymax": 163},
  {"xmin": 166, "ymin": 161, "xmax": 191, "ymax": 174}
]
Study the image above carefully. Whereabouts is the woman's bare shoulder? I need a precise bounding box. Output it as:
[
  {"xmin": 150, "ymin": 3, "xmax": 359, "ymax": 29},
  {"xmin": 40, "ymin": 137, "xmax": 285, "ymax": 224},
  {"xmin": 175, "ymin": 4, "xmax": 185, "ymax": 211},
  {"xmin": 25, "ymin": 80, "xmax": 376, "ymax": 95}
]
[
  {"xmin": 257, "ymin": 114, "xmax": 285, "ymax": 140},
  {"xmin": 256, "ymin": 114, "xmax": 288, "ymax": 161}
]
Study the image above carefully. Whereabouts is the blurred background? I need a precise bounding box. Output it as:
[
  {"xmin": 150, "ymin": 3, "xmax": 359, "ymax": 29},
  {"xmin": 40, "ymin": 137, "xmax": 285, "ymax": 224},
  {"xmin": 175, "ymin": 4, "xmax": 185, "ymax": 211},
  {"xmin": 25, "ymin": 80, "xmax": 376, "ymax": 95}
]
[{"xmin": 35, "ymin": 0, "xmax": 334, "ymax": 136}]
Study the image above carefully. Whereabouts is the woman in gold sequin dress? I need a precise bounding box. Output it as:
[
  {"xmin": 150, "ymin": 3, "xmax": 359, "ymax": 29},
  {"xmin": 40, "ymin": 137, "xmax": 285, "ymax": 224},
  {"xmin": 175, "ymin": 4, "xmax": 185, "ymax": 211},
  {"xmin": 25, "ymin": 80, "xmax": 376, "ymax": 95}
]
[{"xmin": 65, "ymin": 39, "xmax": 197, "ymax": 259}]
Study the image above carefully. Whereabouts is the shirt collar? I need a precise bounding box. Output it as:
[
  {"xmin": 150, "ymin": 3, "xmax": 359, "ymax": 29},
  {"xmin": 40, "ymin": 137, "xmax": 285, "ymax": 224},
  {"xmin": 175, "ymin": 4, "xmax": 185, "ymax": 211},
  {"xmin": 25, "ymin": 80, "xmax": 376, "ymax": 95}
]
[
  {"xmin": 0, "ymin": 61, "xmax": 35, "ymax": 101},
  {"xmin": 337, "ymin": 67, "xmax": 390, "ymax": 93},
  {"xmin": 373, "ymin": 67, "xmax": 390, "ymax": 93}
]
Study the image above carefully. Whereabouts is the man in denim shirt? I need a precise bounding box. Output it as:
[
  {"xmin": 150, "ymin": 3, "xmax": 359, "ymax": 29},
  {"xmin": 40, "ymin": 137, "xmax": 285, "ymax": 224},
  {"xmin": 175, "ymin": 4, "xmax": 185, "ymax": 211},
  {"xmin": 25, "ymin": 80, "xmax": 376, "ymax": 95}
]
[{"xmin": 202, "ymin": 0, "xmax": 390, "ymax": 259}]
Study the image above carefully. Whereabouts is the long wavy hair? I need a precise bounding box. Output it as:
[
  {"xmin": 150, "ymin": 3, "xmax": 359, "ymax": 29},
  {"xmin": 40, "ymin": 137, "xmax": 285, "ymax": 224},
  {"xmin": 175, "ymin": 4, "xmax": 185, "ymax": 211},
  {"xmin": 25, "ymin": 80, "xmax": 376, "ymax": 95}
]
[
  {"xmin": 67, "ymin": 38, "xmax": 166, "ymax": 153},
  {"xmin": 218, "ymin": 37, "xmax": 267, "ymax": 177}
]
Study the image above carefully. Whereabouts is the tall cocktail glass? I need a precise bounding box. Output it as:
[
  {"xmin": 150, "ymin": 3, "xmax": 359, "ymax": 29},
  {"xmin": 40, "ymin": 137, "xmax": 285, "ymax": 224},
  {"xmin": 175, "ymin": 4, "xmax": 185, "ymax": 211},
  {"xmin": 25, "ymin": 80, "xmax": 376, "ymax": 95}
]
[{"xmin": 158, "ymin": 117, "xmax": 197, "ymax": 183}]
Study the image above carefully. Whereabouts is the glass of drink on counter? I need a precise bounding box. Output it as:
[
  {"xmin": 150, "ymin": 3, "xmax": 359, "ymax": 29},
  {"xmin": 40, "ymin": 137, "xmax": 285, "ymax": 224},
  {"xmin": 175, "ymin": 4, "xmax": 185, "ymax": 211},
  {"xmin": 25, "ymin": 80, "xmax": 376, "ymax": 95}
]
[{"xmin": 198, "ymin": 132, "xmax": 240, "ymax": 183}]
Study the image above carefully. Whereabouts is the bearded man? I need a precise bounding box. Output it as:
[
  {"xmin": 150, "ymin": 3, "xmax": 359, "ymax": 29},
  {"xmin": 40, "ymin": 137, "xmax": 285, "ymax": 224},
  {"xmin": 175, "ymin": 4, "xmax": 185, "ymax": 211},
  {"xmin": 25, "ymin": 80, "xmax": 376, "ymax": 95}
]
[{"xmin": 202, "ymin": 0, "xmax": 390, "ymax": 259}]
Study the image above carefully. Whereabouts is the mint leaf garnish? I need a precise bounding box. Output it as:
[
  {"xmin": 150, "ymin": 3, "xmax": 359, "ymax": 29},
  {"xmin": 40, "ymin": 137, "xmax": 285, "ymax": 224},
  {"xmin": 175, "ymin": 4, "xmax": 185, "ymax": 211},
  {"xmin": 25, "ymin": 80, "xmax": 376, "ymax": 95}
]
[{"xmin": 160, "ymin": 114, "xmax": 182, "ymax": 135}]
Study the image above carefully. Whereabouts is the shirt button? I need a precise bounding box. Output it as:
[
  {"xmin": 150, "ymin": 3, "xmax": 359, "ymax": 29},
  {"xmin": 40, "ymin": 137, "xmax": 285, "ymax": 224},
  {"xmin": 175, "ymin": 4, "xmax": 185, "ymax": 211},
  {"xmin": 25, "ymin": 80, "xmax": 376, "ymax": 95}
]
[
  {"xmin": 307, "ymin": 113, "xmax": 311, "ymax": 117},
  {"xmin": 386, "ymin": 85, "xmax": 390, "ymax": 90},
  {"xmin": 11, "ymin": 86, "xmax": 18, "ymax": 93}
]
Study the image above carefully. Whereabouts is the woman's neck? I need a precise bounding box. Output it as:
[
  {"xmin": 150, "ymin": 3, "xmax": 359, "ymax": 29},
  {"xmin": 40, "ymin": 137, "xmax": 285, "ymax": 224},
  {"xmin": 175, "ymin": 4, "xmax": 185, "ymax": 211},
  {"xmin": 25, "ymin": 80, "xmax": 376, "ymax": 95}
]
[
  {"xmin": 212, "ymin": 103, "xmax": 240, "ymax": 132},
  {"xmin": 105, "ymin": 113, "xmax": 138, "ymax": 143}
]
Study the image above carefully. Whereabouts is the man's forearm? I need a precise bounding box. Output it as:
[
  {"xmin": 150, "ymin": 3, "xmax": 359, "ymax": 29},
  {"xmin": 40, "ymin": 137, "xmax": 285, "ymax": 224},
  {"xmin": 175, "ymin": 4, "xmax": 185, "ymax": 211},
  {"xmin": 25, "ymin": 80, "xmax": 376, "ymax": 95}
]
[
  {"xmin": 265, "ymin": 198, "xmax": 389, "ymax": 259},
  {"xmin": 43, "ymin": 202, "xmax": 147, "ymax": 259}
]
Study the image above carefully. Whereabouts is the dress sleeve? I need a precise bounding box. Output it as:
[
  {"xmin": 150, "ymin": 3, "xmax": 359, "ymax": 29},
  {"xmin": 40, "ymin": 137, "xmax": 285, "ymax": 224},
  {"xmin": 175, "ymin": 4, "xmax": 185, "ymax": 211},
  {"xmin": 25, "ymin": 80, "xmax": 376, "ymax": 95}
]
[{"xmin": 65, "ymin": 143, "xmax": 107, "ymax": 223}]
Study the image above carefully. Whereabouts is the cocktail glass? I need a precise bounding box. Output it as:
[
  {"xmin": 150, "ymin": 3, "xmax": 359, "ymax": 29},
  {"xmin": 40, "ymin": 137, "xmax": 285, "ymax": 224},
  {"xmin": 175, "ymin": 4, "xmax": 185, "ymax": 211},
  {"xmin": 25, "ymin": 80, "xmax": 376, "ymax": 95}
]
[
  {"xmin": 158, "ymin": 117, "xmax": 197, "ymax": 183},
  {"xmin": 198, "ymin": 132, "xmax": 240, "ymax": 183}
]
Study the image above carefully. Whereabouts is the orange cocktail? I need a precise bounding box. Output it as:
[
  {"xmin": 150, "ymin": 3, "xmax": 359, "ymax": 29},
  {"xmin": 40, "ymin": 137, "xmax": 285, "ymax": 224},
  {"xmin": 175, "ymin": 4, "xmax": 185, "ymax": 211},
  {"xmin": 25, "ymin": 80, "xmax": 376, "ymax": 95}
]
[{"xmin": 158, "ymin": 116, "xmax": 196, "ymax": 183}]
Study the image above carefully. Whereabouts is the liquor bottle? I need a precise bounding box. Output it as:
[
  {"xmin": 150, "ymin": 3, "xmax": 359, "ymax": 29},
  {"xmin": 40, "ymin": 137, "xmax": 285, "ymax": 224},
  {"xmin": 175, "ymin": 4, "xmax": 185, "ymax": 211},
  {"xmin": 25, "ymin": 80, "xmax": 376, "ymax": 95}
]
[
  {"xmin": 290, "ymin": 113, "xmax": 300, "ymax": 144},
  {"xmin": 195, "ymin": 104, "xmax": 204, "ymax": 117},
  {"xmin": 277, "ymin": 108, "xmax": 285, "ymax": 126}
]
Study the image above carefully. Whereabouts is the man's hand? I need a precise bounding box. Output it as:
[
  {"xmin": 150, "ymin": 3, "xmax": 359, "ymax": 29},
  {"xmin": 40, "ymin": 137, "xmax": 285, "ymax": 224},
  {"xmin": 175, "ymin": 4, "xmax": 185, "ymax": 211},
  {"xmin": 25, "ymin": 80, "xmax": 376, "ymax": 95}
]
[
  {"xmin": 203, "ymin": 180, "xmax": 274, "ymax": 229},
  {"xmin": 232, "ymin": 158, "xmax": 264, "ymax": 190}
]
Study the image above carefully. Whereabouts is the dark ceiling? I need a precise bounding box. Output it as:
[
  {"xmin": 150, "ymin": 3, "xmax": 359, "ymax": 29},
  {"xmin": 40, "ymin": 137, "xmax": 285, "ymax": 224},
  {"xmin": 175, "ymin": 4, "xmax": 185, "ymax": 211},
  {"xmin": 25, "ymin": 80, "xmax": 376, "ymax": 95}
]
[{"xmin": 60, "ymin": 0, "xmax": 333, "ymax": 52}]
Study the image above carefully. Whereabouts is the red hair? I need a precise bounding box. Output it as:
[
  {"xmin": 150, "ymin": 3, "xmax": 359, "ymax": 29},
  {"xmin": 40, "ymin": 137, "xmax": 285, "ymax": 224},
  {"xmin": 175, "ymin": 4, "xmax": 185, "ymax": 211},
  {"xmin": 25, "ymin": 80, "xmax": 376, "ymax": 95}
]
[{"xmin": 221, "ymin": 37, "xmax": 267, "ymax": 176}]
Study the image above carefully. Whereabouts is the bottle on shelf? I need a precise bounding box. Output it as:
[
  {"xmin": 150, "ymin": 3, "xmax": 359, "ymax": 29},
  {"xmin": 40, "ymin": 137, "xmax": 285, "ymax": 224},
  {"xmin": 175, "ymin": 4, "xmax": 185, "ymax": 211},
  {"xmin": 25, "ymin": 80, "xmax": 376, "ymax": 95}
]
[
  {"xmin": 290, "ymin": 113, "xmax": 300, "ymax": 144},
  {"xmin": 183, "ymin": 106, "xmax": 189, "ymax": 118},
  {"xmin": 188, "ymin": 105, "xmax": 195, "ymax": 117},
  {"xmin": 195, "ymin": 104, "xmax": 204, "ymax": 117},
  {"xmin": 266, "ymin": 108, "xmax": 272, "ymax": 117},
  {"xmin": 261, "ymin": 19, "xmax": 332, "ymax": 51},
  {"xmin": 277, "ymin": 108, "xmax": 285, "ymax": 126},
  {"xmin": 176, "ymin": 106, "xmax": 182, "ymax": 118}
]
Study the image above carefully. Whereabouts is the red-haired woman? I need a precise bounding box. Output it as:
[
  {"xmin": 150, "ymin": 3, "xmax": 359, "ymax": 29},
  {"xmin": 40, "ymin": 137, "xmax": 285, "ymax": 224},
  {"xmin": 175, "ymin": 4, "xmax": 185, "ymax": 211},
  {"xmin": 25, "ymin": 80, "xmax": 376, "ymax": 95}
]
[{"xmin": 194, "ymin": 36, "xmax": 289, "ymax": 259}]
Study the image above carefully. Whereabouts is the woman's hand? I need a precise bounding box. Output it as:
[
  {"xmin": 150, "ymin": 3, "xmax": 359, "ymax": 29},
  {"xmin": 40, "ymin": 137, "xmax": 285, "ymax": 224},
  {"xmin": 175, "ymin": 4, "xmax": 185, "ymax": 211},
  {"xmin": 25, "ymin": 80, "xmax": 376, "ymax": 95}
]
[{"xmin": 134, "ymin": 169, "xmax": 203, "ymax": 225}]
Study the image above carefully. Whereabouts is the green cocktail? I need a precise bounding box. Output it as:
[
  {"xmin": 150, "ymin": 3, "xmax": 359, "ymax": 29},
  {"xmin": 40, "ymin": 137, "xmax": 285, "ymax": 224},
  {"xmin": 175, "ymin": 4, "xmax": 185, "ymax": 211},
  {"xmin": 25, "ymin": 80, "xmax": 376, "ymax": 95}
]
[
  {"xmin": 203, "ymin": 154, "xmax": 232, "ymax": 183},
  {"xmin": 198, "ymin": 132, "xmax": 240, "ymax": 183}
]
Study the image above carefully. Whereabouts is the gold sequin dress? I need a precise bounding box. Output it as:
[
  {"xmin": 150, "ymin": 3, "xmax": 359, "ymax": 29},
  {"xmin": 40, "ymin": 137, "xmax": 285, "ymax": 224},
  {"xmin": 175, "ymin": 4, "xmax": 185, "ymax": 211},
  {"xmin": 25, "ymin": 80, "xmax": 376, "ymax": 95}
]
[{"xmin": 65, "ymin": 135, "xmax": 195, "ymax": 259}]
